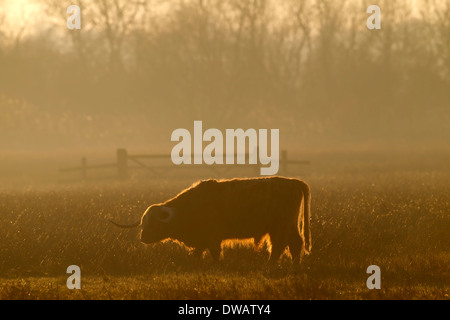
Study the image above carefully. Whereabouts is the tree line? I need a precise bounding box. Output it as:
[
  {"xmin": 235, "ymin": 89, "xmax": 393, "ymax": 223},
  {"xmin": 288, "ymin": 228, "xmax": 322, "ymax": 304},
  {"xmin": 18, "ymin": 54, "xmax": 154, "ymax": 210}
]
[{"xmin": 0, "ymin": 0, "xmax": 449, "ymax": 150}]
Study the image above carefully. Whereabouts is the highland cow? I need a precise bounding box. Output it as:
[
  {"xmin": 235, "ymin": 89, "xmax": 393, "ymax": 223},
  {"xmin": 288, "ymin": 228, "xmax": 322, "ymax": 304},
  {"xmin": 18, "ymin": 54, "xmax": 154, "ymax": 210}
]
[{"xmin": 110, "ymin": 176, "xmax": 311, "ymax": 263}]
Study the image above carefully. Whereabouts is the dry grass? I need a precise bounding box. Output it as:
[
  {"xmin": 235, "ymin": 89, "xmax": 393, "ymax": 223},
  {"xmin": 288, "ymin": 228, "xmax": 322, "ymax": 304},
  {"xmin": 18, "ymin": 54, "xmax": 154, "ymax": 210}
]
[{"xmin": 0, "ymin": 160, "xmax": 449, "ymax": 300}]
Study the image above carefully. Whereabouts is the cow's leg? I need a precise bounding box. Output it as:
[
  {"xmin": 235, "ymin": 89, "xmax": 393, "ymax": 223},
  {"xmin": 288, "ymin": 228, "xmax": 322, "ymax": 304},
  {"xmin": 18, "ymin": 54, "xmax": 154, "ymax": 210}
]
[
  {"xmin": 268, "ymin": 234, "xmax": 287, "ymax": 264},
  {"xmin": 288, "ymin": 229, "xmax": 304, "ymax": 264},
  {"xmin": 191, "ymin": 247, "xmax": 205, "ymax": 260},
  {"xmin": 208, "ymin": 243, "xmax": 222, "ymax": 262}
]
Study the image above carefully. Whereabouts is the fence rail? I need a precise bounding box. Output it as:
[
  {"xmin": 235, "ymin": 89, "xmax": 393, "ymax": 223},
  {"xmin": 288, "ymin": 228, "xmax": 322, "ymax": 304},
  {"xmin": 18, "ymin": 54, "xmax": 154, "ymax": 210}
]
[{"xmin": 59, "ymin": 149, "xmax": 310, "ymax": 182}]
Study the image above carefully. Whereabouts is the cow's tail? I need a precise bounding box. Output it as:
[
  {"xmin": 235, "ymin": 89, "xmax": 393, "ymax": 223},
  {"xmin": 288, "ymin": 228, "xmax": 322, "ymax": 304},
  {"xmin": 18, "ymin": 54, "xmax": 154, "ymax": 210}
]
[{"xmin": 302, "ymin": 182, "xmax": 312, "ymax": 254}]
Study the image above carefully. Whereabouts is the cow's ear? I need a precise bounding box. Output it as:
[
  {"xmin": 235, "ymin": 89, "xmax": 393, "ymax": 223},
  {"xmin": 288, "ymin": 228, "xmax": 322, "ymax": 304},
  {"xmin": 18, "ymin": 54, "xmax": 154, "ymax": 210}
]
[{"xmin": 152, "ymin": 206, "xmax": 174, "ymax": 223}]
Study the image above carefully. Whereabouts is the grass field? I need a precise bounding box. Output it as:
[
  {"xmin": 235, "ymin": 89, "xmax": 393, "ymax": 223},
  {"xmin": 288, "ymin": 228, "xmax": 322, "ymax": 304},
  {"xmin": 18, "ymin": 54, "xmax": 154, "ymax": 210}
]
[{"xmin": 0, "ymin": 153, "xmax": 449, "ymax": 300}]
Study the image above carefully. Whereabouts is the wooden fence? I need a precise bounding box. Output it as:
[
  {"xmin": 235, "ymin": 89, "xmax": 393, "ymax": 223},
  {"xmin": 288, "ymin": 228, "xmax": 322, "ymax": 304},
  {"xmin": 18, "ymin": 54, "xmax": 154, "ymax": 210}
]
[{"xmin": 59, "ymin": 149, "xmax": 309, "ymax": 182}]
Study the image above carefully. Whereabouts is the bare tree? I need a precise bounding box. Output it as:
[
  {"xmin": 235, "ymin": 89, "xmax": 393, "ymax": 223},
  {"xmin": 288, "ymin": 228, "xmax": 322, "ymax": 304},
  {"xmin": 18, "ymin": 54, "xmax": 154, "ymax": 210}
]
[
  {"xmin": 43, "ymin": 0, "xmax": 148, "ymax": 72},
  {"xmin": 422, "ymin": 0, "xmax": 450, "ymax": 81}
]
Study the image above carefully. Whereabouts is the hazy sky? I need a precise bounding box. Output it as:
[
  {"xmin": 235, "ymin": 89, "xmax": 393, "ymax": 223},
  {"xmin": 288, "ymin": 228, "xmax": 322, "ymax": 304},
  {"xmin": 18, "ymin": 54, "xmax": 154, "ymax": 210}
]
[
  {"xmin": 1, "ymin": 0, "xmax": 46, "ymax": 36},
  {"xmin": 1, "ymin": 0, "xmax": 427, "ymax": 40},
  {"xmin": 2, "ymin": 0, "xmax": 37, "ymax": 19}
]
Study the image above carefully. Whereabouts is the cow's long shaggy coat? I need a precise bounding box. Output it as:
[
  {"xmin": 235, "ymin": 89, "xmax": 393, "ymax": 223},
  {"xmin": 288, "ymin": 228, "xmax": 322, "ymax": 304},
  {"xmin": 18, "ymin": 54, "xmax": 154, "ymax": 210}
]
[{"xmin": 136, "ymin": 177, "xmax": 311, "ymax": 263}]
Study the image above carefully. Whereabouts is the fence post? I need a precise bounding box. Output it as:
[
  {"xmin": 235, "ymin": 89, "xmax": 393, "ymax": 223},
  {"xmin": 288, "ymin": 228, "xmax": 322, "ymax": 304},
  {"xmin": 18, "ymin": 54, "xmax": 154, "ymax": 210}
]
[
  {"xmin": 281, "ymin": 150, "xmax": 288, "ymax": 176},
  {"xmin": 81, "ymin": 157, "xmax": 87, "ymax": 181},
  {"xmin": 117, "ymin": 149, "xmax": 128, "ymax": 180}
]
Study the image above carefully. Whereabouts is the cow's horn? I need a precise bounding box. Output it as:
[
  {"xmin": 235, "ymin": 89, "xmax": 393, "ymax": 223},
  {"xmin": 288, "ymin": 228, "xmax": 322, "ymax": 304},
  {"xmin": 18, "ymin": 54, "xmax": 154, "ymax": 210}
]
[
  {"xmin": 155, "ymin": 206, "xmax": 174, "ymax": 223},
  {"xmin": 109, "ymin": 219, "xmax": 141, "ymax": 228}
]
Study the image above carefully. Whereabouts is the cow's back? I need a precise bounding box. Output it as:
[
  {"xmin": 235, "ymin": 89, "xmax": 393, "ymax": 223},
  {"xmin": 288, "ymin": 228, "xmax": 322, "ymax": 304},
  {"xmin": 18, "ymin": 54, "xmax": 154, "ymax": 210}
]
[{"xmin": 169, "ymin": 177, "xmax": 305, "ymax": 240}]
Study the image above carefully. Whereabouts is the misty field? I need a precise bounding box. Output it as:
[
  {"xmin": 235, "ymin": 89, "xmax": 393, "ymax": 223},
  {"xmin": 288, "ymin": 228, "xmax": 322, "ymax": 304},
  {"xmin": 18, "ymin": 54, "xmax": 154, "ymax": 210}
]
[{"xmin": 0, "ymin": 155, "xmax": 449, "ymax": 300}]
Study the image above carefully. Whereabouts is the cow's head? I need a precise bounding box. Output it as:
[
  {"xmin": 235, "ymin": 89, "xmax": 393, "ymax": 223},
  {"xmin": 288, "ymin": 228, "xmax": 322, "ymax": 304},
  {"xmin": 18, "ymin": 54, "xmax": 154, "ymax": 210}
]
[
  {"xmin": 140, "ymin": 205, "xmax": 174, "ymax": 244},
  {"xmin": 109, "ymin": 205, "xmax": 175, "ymax": 244}
]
